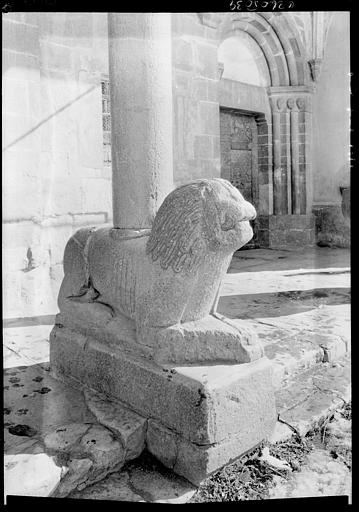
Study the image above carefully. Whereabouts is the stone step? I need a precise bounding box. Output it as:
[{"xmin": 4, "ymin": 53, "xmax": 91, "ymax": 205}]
[
  {"xmin": 228, "ymin": 303, "xmax": 350, "ymax": 389},
  {"xmin": 219, "ymin": 261, "xmax": 350, "ymax": 390},
  {"xmin": 270, "ymin": 354, "xmax": 351, "ymax": 443}
]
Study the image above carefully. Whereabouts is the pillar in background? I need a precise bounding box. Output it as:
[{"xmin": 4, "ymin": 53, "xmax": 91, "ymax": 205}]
[
  {"xmin": 258, "ymin": 87, "xmax": 315, "ymax": 248},
  {"xmin": 108, "ymin": 13, "xmax": 174, "ymax": 230}
]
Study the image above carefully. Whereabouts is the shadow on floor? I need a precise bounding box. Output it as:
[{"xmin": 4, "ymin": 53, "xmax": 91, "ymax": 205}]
[
  {"xmin": 230, "ymin": 248, "xmax": 350, "ymax": 274},
  {"xmin": 218, "ymin": 287, "xmax": 351, "ymax": 319},
  {"xmin": 3, "ymin": 315, "xmax": 57, "ymax": 329}
]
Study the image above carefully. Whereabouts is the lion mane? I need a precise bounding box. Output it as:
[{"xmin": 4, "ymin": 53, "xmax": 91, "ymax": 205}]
[{"xmin": 146, "ymin": 178, "xmax": 252, "ymax": 274}]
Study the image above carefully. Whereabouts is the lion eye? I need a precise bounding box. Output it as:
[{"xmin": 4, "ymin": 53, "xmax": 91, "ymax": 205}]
[{"xmin": 221, "ymin": 215, "xmax": 236, "ymax": 231}]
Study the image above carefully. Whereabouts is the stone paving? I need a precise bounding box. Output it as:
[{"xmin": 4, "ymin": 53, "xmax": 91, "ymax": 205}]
[{"xmin": 3, "ymin": 247, "xmax": 350, "ymax": 502}]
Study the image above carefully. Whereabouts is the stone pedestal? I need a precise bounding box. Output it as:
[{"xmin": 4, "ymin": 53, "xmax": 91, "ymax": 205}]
[
  {"xmin": 50, "ymin": 178, "xmax": 277, "ymax": 484},
  {"xmin": 257, "ymin": 214, "xmax": 315, "ymax": 249},
  {"xmin": 50, "ymin": 324, "xmax": 276, "ymax": 485}
]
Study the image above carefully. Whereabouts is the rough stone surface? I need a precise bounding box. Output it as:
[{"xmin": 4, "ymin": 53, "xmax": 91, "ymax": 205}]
[
  {"xmin": 70, "ymin": 459, "xmax": 196, "ymax": 503},
  {"xmin": 128, "ymin": 466, "xmax": 196, "ymax": 503},
  {"xmin": 257, "ymin": 214, "xmax": 315, "ymax": 249},
  {"xmin": 54, "ymin": 458, "xmax": 93, "ymax": 498},
  {"xmin": 3, "ymin": 363, "xmax": 96, "ymax": 449},
  {"xmin": 44, "ymin": 423, "xmax": 90, "ymax": 454},
  {"xmin": 70, "ymin": 472, "xmax": 145, "ymax": 501},
  {"xmin": 55, "ymin": 179, "xmax": 260, "ymax": 365},
  {"xmin": 51, "ymin": 330, "xmax": 275, "ymax": 444},
  {"xmin": 218, "ymin": 260, "xmax": 350, "ymax": 388},
  {"xmin": 275, "ymin": 355, "xmax": 351, "ymax": 436},
  {"xmin": 313, "ymin": 204, "xmax": 350, "ymax": 248},
  {"xmin": 51, "ymin": 324, "xmax": 276, "ymax": 484},
  {"xmin": 83, "ymin": 389, "xmax": 147, "ymax": 460},
  {"xmin": 43, "ymin": 422, "xmax": 126, "ymax": 496},
  {"xmin": 108, "ymin": 13, "xmax": 174, "ymax": 229}
]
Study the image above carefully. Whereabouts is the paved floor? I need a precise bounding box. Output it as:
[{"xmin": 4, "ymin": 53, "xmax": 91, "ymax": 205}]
[{"xmin": 3, "ymin": 246, "xmax": 351, "ymax": 501}]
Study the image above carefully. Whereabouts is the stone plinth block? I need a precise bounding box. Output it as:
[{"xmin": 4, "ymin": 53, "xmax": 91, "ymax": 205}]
[
  {"xmin": 257, "ymin": 214, "xmax": 315, "ymax": 249},
  {"xmin": 50, "ymin": 326, "xmax": 276, "ymax": 485}
]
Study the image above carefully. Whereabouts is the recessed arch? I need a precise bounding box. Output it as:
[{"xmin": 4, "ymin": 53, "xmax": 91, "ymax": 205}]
[
  {"xmin": 218, "ymin": 33, "xmax": 271, "ymax": 86},
  {"xmin": 258, "ymin": 12, "xmax": 310, "ymax": 85},
  {"xmin": 217, "ymin": 12, "xmax": 309, "ymax": 87}
]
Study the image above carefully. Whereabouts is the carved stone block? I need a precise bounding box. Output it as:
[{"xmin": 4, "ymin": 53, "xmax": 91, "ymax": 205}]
[
  {"xmin": 55, "ymin": 178, "xmax": 262, "ymax": 365},
  {"xmin": 50, "ymin": 326, "xmax": 276, "ymax": 485},
  {"xmin": 50, "ymin": 178, "xmax": 276, "ymax": 483}
]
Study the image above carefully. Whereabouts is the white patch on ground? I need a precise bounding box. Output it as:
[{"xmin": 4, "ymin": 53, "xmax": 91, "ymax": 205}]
[
  {"xmin": 258, "ymin": 447, "xmax": 292, "ymax": 471},
  {"xmin": 269, "ymin": 448, "xmax": 351, "ymax": 500},
  {"xmin": 4, "ymin": 453, "xmax": 65, "ymax": 501}
]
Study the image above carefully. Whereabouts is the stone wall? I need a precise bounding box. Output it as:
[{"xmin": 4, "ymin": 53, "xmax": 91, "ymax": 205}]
[
  {"xmin": 3, "ymin": 13, "xmax": 110, "ymax": 318},
  {"xmin": 312, "ymin": 12, "xmax": 350, "ymax": 247},
  {"xmin": 172, "ymin": 13, "xmax": 221, "ymax": 187}
]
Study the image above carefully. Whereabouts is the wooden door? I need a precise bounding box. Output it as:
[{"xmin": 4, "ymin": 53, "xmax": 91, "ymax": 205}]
[{"xmin": 220, "ymin": 109, "xmax": 259, "ymax": 248}]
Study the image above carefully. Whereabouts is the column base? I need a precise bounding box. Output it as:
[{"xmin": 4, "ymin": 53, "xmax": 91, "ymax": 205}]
[
  {"xmin": 50, "ymin": 325, "xmax": 277, "ymax": 486},
  {"xmin": 257, "ymin": 214, "xmax": 315, "ymax": 249},
  {"xmin": 313, "ymin": 204, "xmax": 350, "ymax": 248}
]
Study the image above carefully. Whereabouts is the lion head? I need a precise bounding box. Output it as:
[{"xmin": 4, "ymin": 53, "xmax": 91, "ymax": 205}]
[{"xmin": 146, "ymin": 178, "xmax": 256, "ymax": 273}]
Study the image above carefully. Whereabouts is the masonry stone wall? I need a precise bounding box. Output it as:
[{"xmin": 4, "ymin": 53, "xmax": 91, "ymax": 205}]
[
  {"xmin": 3, "ymin": 13, "xmax": 110, "ymax": 318},
  {"xmin": 172, "ymin": 13, "xmax": 221, "ymax": 187},
  {"xmin": 312, "ymin": 12, "xmax": 350, "ymax": 246}
]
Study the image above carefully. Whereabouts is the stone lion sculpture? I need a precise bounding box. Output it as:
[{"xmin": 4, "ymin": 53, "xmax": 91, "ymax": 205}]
[{"xmin": 57, "ymin": 178, "xmax": 263, "ymax": 364}]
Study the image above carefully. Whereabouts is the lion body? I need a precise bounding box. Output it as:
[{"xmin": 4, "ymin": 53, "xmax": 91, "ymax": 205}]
[{"xmin": 58, "ymin": 179, "xmax": 256, "ymax": 347}]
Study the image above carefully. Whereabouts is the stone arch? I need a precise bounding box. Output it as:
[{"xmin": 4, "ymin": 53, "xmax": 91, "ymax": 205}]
[
  {"xmin": 218, "ymin": 32, "xmax": 271, "ymax": 86},
  {"xmin": 214, "ymin": 12, "xmax": 309, "ymax": 87},
  {"xmin": 199, "ymin": 11, "xmax": 315, "ymax": 247}
]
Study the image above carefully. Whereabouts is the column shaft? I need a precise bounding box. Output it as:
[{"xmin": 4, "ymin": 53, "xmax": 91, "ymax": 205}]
[
  {"xmin": 290, "ymin": 109, "xmax": 300, "ymax": 214},
  {"xmin": 108, "ymin": 13, "xmax": 174, "ymax": 229},
  {"xmin": 272, "ymin": 111, "xmax": 282, "ymax": 215}
]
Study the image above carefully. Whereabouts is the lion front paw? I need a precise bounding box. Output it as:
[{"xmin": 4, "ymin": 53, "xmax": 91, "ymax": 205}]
[{"xmin": 136, "ymin": 315, "xmax": 264, "ymax": 365}]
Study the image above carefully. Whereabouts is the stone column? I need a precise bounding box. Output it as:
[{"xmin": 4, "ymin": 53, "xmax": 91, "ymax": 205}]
[
  {"xmin": 272, "ymin": 97, "xmax": 288, "ymax": 215},
  {"xmin": 108, "ymin": 13, "xmax": 174, "ymax": 229},
  {"xmin": 272, "ymin": 108, "xmax": 282, "ymax": 215},
  {"xmin": 288, "ymin": 98, "xmax": 300, "ymax": 214}
]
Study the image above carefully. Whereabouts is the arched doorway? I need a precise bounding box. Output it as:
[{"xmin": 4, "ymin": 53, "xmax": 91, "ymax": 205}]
[
  {"xmin": 218, "ymin": 32, "xmax": 271, "ymax": 248},
  {"xmin": 214, "ymin": 12, "xmax": 315, "ymax": 248}
]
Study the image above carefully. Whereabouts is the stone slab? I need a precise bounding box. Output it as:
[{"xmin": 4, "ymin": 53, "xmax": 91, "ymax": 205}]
[
  {"xmin": 83, "ymin": 389, "xmax": 147, "ymax": 460},
  {"xmin": 275, "ymin": 355, "xmax": 351, "ymax": 436},
  {"xmin": 50, "ymin": 325, "xmax": 276, "ymax": 484},
  {"xmin": 69, "ymin": 472, "xmax": 146, "ymax": 502},
  {"xmin": 3, "ymin": 363, "xmax": 96, "ymax": 449}
]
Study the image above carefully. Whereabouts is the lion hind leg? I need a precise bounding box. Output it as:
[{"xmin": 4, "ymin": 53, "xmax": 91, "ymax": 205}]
[{"xmin": 58, "ymin": 226, "xmax": 97, "ymax": 310}]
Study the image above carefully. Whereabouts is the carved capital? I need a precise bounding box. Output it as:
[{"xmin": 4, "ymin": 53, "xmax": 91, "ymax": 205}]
[
  {"xmin": 286, "ymin": 97, "xmax": 297, "ymax": 111},
  {"xmin": 308, "ymin": 58, "xmax": 323, "ymax": 83},
  {"xmin": 218, "ymin": 62, "xmax": 224, "ymax": 80},
  {"xmin": 296, "ymin": 97, "xmax": 305, "ymax": 111},
  {"xmin": 268, "ymin": 89, "xmax": 313, "ymax": 114},
  {"xmin": 270, "ymin": 95, "xmax": 288, "ymax": 113}
]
